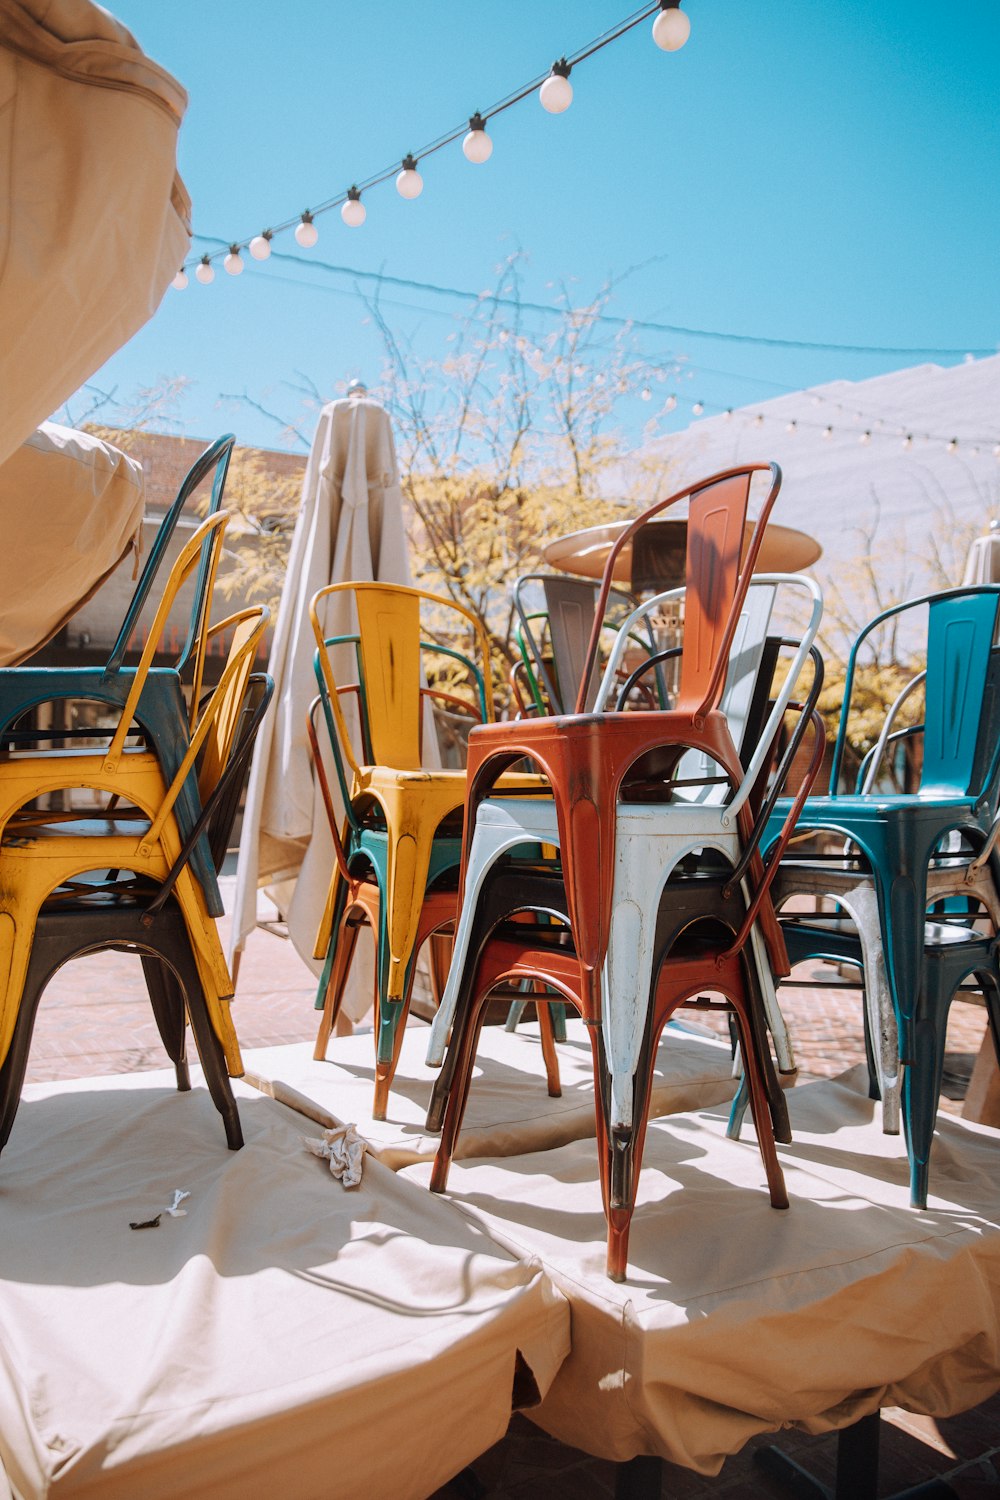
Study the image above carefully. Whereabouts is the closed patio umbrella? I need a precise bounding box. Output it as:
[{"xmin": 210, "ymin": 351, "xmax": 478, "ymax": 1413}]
[{"xmin": 231, "ymin": 393, "xmax": 414, "ymax": 1017}]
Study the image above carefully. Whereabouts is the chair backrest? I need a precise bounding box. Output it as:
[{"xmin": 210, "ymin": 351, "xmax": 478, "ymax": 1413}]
[
  {"xmin": 666, "ymin": 580, "xmax": 779, "ymax": 804},
  {"xmin": 143, "ymin": 672, "xmax": 273, "ymax": 920},
  {"xmin": 141, "ymin": 602, "xmax": 269, "ymax": 855},
  {"xmin": 105, "ymin": 433, "xmax": 234, "ymax": 680},
  {"xmin": 310, "ymin": 581, "xmax": 495, "ymax": 777},
  {"xmin": 514, "ymin": 574, "xmax": 649, "ymax": 714},
  {"xmin": 102, "ymin": 510, "xmax": 231, "ymax": 775},
  {"xmin": 194, "ymin": 608, "xmax": 270, "ymax": 803},
  {"xmin": 576, "ymin": 463, "xmax": 782, "ymax": 716},
  {"xmin": 829, "ymin": 586, "xmax": 1000, "ymax": 798}
]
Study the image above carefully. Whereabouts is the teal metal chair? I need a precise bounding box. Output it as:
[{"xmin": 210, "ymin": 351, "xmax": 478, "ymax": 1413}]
[
  {"xmin": 764, "ymin": 586, "xmax": 1000, "ymax": 1068},
  {"xmin": 780, "ymin": 910, "xmax": 1000, "ymax": 1207},
  {"xmin": 0, "ymin": 434, "xmax": 236, "ymax": 910}
]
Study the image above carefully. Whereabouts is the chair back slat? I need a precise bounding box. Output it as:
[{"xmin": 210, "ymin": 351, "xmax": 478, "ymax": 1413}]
[
  {"xmin": 105, "ymin": 434, "xmax": 234, "ymax": 678},
  {"xmin": 310, "ymin": 582, "xmax": 496, "ymax": 781},
  {"xmin": 575, "ymin": 462, "xmax": 780, "ymax": 715},
  {"xmin": 355, "ymin": 588, "xmax": 424, "ymax": 769},
  {"xmin": 923, "ymin": 591, "xmax": 1000, "ymax": 795},
  {"xmin": 676, "ymin": 472, "xmax": 754, "ymax": 712}
]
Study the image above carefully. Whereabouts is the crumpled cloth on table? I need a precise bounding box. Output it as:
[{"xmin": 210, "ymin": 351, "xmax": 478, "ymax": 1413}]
[{"xmin": 303, "ymin": 1124, "xmax": 367, "ymax": 1187}]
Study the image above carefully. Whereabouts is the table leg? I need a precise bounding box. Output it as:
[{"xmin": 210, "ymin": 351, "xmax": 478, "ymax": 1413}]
[{"xmin": 614, "ymin": 1455, "xmax": 663, "ymax": 1499}]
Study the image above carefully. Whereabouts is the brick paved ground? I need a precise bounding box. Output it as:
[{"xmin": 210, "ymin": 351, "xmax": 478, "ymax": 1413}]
[{"xmin": 19, "ymin": 878, "xmax": 1000, "ymax": 1498}]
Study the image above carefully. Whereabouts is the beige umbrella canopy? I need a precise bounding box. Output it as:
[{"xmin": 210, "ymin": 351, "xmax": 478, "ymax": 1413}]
[
  {"xmin": 544, "ymin": 516, "xmax": 821, "ymax": 591},
  {"xmin": 0, "ymin": 0, "xmax": 190, "ymax": 467},
  {"xmin": 231, "ymin": 395, "xmax": 414, "ymax": 1017}
]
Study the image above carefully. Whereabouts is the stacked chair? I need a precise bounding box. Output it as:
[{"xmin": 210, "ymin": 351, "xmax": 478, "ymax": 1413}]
[
  {"xmin": 308, "ymin": 581, "xmax": 555, "ymax": 1119},
  {"xmin": 512, "ymin": 573, "xmax": 663, "ymax": 716},
  {"xmin": 0, "ymin": 434, "xmax": 236, "ymax": 910},
  {"xmin": 425, "ymin": 462, "xmax": 827, "ymax": 1280},
  {"xmin": 0, "ymin": 502, "xmax": 272, "ymax": 1156},
  {"xmin": 769, "ymin": 585, "xmax": 1000, "ymax": 1205}
]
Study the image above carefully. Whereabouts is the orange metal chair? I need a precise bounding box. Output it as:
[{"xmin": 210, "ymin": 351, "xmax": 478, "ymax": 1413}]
[{"xmin": 452, "ymin": 464, "xmax": 791, "ymax": 1038}]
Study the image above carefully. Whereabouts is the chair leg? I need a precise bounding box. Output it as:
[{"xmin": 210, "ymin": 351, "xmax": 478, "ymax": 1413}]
[
  {"xmin": 141, "ymin": 954, "xmax": 190, "ymax": 1091},
  {"xmin": 536, "ymin": 988, "xmax": 562, "ymax": 1098},
  {"xmin": 166, "ymin": 935, "xmax": 243, "ymax": 1151},
  {"xmin": 429, "ymin": 984, "xmax": 495, "ymax": 1193},
  {"xmin": 0, "ymin": 944, "xmax": 53, "ymax": 1156},
  {"xmin": 313, "ymin": 912, "xmax": 362, "ymax": 1062},
  {"xmin": 729, "ymin": 987, "xmax": 789, "ymax": 1211}
]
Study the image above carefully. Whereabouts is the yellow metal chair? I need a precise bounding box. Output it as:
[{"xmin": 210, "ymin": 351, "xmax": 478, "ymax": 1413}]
[
  {"xmin": 0, "ymin": 514, "xmax": 266, "ymax": 1078},
  {"xmin": 310, "ymin": 580, "xmax": 517, "ymax": 1010}
]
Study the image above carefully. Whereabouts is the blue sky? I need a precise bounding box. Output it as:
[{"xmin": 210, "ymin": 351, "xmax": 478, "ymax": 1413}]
[{"xmin": 71, "ymin": 0, "xmax": 1000, "ymax": 454}]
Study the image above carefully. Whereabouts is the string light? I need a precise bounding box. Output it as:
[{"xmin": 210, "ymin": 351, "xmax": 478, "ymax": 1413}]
[
  {"xmin": 786, "ymin": 420, "xmax": 797, "ymax": 433},
  {"xmin": 692, "ymin": 400, "xmax": 704, "ymax": 415},
  {"xmin": 341, "ymin": 187, "xmax": 366, "ymax": 227},
  {"xmin": 823, "ymin": 426, "xmax": 833, "ymax": 439},
  {"xmin": 652, "ymin": 1, "xmax": 691, "ymax": 51},
  {"xmin": 902, "ymin": 434, "xmax": 913, "ymax": 449},
  {"xmin": 249, "ymin": 231, "xmax": 273, "ymax": 261},
  {"xmin": 640, "ymin": 387, "xmax": 653, "ymax": 401},
  {"xmin": 396, "ymin": 155, "xmax": 424, "ymax": 199},
  {"xmin": 195, "ymin": 255, "xmax": 214, "ymax": 285},
  {"xmin": 859, "ymin": 429, "xmax": 871, "ymax": 444},
  {"xmin": 540, "ymin": 59, "xmax": 573, "ymax": 113},
  {"xmin": 947, "ymin": 437, "xmax": 958, "ymax": 453},
  {"xmin": 294, "ymin": 212, "xmax": 318, "ymax": 248},
  {"xmin": 171, "ymin": 268, "xmax": 188, "ymax": 290},
  {"xmin": 462, "ymin": 113, "xmax": 493, "ymax": 164},
  {"xmin": 224, "ymin": 245, "xmax": 244, "ymax": 276},
  {"xmin": 664, "ymin": 393, "xmax": 677, "ymax": 411}
]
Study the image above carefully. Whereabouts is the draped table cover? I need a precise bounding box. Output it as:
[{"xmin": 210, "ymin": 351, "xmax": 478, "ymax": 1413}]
[
  {"xmin": 403, "ymin": 1069, "xmax": 1000, "ymax": 1475},
  {"xmin": 0, "ymin": 1067, "xmax": 569, "ymax": 1500}
]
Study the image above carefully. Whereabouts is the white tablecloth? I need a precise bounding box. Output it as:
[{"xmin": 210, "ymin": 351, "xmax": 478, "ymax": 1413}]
[
  {"xmin": 403, "ymin": 1069, "xmax": 1000, "ymax": 1474},
  {"xmin": 0, "ymin": 1068, "xmax": 568, "ymax": 1500}
]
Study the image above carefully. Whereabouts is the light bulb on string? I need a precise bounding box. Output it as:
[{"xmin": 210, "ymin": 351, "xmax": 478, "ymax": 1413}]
[
  {"xmin": 171, "ymin": 268, "xmax": 188, "ymax": 291},
  {"xmin": 249, "ymin": 231, "xmax": 273, "ymax": 261},
  {"xmin": 722, "ymin": 408, "xmax": 733, "ymax": 421},
  {"xmin": 859, "ymin": 430, "xmax": 871, "ymax": 444},
  {"xmin": 664, "ymin": 393, "xmax": 677, "ymax": 411},
  {"xmin": 640, "ymin": 387, "xmax": 653, "ymax": 402},
  {"xmin": 540, "ymin": 59, "xmax": 573, "ymax": 114},
  {"xmin": 753, "ymin": 413, "xmax": 764, "ymax": 427},
  {"xmin": 947, "ymin": 438, "xmax": 958, "ymax": 453},
  {"xmin": 786, "ymin": 420, "xmax": 797, "ymax": 433},
  {"xmin": 692, "ymin": 401, "xmax": 704, "ymax": 416},
  {"xmin": 224, "ymin": 245, "xmax": 244, "ymax": 276},
  {"xmin": 195, "ymin": 255, "xmax": 215, "ymax": 285},
  {"xmin": 295, "ymin": 212, "xmax": 319, "ymax": 248},
  {"xmin": 902, "ymin": 434, "xmax": 913, "ymax": 450},
  {"xmin": 396, "ymin": 155, "xmax": 423, "ymax": 199},
  {"xmin": 652, "ymin": 1, "xmax": 690, "ymax": 51},
  {"xmin": 462, "ymin": 113, "xmax": 493, "ymax": 163},
  {"xmin": 823, "ymin": 426, "xmax": 833, "ymax": 439},
  {"xmin": 341, "ymin": 187, "xmax": 366, "ymax": 227}
]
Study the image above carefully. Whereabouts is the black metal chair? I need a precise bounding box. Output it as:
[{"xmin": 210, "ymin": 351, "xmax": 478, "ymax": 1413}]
[{"xmin": 0, "ymin": 672, "xmax": 273, "ymax": 1158}]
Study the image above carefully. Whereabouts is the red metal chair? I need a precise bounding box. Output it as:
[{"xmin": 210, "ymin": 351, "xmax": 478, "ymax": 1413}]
[
  {"xmin": 428, "ymin": 698, "xmax": 824, "ymax": 1280},
  {"xmin": 453, "ymin": 464, "xmax": 791, "ymax": 1036},
  {"xmin": 306, "ymin": 699, "xmax": 561, "ymax": 1115}
]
